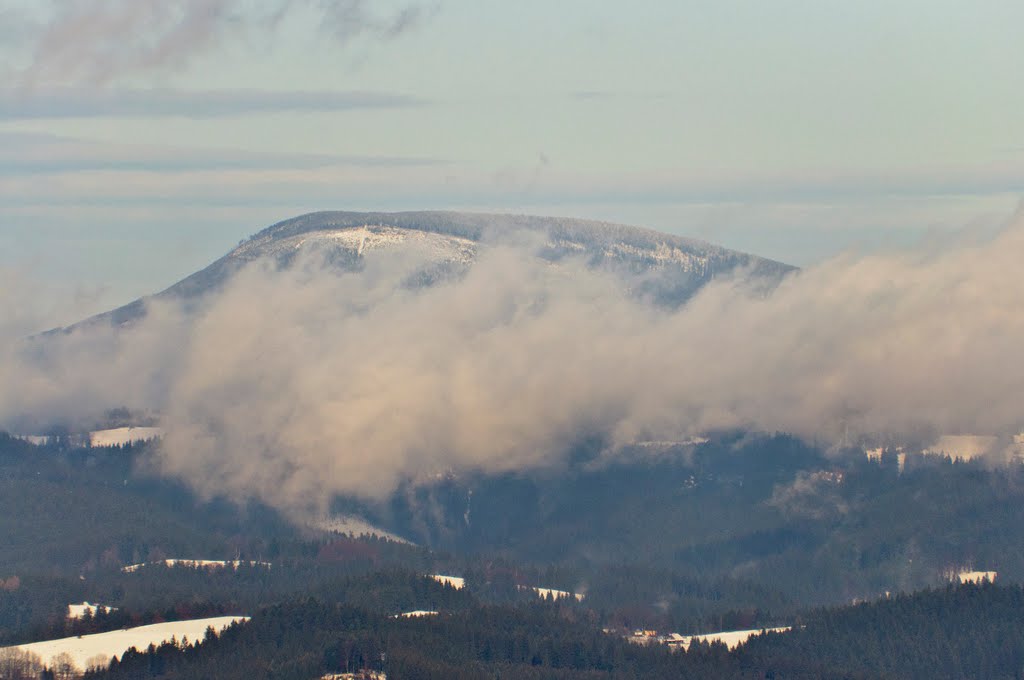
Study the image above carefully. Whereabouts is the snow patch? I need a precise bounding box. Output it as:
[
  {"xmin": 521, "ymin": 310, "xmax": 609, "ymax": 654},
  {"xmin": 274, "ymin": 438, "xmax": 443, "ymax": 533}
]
[
  {"xmin": 4, "ymin": 616, "xmax": 247, "ymax": 670},
  {"xmin": 121, "ymin": 559, "xmax": 270, "ymax": 573},
  {"xmin": 602, "ymin": 241, "xmax": 706, "ymax": 272},
  {"xmin": 67, "ymin": 603, "xmax": 117, "ymax": 620},
  {"xmin": 675, "ymin": 627, "xmax": 790, "ymax": 651},
  {"xmin": 14, "ymin": 428, "xmax": 163, "ymax": 448},
  {"xmin": 953, "ymin": 570, "xmax": 997, "ymax": 584},
  {"xmin": 394, "ymin": 610, "xmax": 438, "ymax": 618},
  {"xmin": 89, "ymin": 427, "xmax": 164, "ymax": 448},
  {"xmin": 519, "ymin": 585, "xmax": 585, "ymax": 602},
  {"xmin": 310, "ymin": 516, "xmax": 413, "ymax": 544},
  {"xmin": 633, "ymin": 437, "xmax": 709, "ymax": 449},
  {"xmin": 234, "ymin": 225, "xmax": 477, "ymax": 266},
  {"xmin": 428, "ymin": 575, "xmax": 465, "ymax": 590}
]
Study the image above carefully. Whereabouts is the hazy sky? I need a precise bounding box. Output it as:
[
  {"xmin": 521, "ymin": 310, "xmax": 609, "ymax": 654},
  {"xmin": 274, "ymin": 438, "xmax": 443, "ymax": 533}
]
[{"xmin": 1, "ymin": 0, "xmax": 1022, "ymax": 324}]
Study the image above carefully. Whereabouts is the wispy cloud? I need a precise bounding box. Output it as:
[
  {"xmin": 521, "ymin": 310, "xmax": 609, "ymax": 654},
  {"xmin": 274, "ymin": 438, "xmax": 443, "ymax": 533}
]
[
  {"xmin": 0, "ymin": 157, "xmax": 1018, "ymax": 225},
  {"xmin": 0, "ymin": 88, "xmax": 425, "ymax": 119},
  {"xmin": 4, "ymin": 0, "xmax": 439, "ymax": 86}
]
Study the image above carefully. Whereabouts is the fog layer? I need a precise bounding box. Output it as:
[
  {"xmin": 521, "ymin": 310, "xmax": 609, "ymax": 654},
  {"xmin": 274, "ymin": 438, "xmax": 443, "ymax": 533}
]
[{"xmin": 3, "ymin": 215, "xmax": 1023, "ymax": 515}]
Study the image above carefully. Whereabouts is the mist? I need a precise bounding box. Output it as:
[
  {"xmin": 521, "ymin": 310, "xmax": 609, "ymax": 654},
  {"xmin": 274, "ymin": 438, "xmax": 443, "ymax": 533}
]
[{"xmin": 2, "ymin": 213, "xmax": 1024, "ymax": 517}]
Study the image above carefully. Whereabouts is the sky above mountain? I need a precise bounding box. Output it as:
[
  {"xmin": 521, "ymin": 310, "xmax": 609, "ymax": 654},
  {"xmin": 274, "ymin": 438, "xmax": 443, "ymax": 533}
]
[{"xmin": 1, "ymin": 1, "xmax": 1022, "ymax": 325}]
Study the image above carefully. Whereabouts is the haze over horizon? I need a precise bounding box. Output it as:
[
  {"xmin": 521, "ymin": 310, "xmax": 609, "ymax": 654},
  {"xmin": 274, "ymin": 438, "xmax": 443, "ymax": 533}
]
[{"xmin": 1, "ymin": 0, "xmax": 1023, "ymax": 326}]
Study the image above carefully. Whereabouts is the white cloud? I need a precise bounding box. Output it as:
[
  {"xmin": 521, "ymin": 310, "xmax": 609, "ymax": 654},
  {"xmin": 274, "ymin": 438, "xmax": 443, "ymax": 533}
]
[{"xmin": 4, "ymin": 211, "xmax": 1024, "ymax": 517}]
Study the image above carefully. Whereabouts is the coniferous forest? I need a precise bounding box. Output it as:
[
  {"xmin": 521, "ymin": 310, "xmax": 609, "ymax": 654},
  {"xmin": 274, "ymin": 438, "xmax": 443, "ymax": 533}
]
[{"xmin": 6, "ymin": 432, "xmax": 1024, "ymax": 679}]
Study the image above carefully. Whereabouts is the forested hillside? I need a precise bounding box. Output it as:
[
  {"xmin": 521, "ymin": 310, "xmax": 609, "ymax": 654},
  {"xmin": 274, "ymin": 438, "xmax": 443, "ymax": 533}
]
[
  {"xmin": 75, "ymin": 582, "xmax": 1024, "ymax": 680},
  {"xmin": 7, "ymin": 432, "xmax": 1024, "ymax": 678}
]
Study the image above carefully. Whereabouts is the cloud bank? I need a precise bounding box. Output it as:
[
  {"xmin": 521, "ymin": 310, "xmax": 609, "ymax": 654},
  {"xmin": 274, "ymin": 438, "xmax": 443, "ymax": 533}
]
[{"xmin": 2, "ymin": 213, "xmax": 1024, "ymax": 517}]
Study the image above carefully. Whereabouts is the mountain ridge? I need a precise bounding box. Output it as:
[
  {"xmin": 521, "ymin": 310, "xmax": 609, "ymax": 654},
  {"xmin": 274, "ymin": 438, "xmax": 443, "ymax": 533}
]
[{"xmin": 58, "ymin": 210, "xmax": 796, "ymax": 331}]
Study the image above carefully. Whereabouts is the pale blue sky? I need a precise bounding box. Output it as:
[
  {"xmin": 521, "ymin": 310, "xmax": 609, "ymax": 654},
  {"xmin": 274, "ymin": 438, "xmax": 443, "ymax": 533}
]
[{"xmin": 1, "ymin": 0, "xmax": 1022, "ymax": 322}]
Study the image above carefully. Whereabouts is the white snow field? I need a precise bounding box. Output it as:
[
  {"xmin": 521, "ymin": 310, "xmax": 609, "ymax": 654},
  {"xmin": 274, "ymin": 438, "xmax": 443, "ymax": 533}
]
[
  {"xmin": 520, "ymin": 586, "xmax": 585, "ymax": 602},
  {"xmin": 311, "ymin": 515, "xmax": 413, "ymax": 544},
  {"xmin": 428, "ymin": 575, "xmax": 465, "ymax": 589},
  {"xmin": 956, "ymin": 570, "xmax": 997, "ymax": 584},
  {"xmin": 679, "ymin": 627, "xmax": 791, "ymax": 650},
  {"xmin": 121, "ymin": 559, "xmax": 270, "ymax": 573},
  {"xmin": 5, "ymin": 616, "xmax": 247, "ymax": 671},
  {"xmin": 89, "ymin": 427, "xmax": 164, "ymax": 447},
  {"xmin": 67, "ymin": 603, "xmax": 117, "ymax": 620}
]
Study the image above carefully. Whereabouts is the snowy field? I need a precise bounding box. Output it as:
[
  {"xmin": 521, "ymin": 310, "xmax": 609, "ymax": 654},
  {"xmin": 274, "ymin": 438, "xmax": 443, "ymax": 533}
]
[
  {"xmin": 955, "ymin": 570, "xmax": 997, "ymax": 584},
  {"xmin": 89, "ymin": 427, "xmax": 164, "ymax": 447},
  {"xmin": 428, "ymin": 575, "xmax": 465, "ymax": 589},
  {"xmin": 67, "ymin": 602, "xmax": 117, "ymax": 620},
  {"xmin": 122, "ymin": 559, "xmax": 270, "ymax": 573},
  {"xmin": 679, "ymin": 627, "xmax": 790, "ymax": 650},
  {"xmin": 15, "ymin": 427, "xmax": 163, "ymax": 448},
  {"xmin": 520, "ymin": 586, "xmax": 585, "ymax": 602},
  {"xmin": 5, "ymin": 616, "xmax": 247, "ymax": 670},
  {"xmin": 311, "ymin": 515, "xmax": 413, "ymax": 544}
]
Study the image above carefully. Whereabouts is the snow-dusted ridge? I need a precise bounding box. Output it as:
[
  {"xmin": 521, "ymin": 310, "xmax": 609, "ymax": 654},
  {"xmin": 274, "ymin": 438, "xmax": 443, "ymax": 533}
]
[
  {"xmin": 232, "ymin": 224, "xmax": 478, "ymax": 266},
  {"xmin": 61, "ymin": 210, "xmax": 794, "ymax": 332}
]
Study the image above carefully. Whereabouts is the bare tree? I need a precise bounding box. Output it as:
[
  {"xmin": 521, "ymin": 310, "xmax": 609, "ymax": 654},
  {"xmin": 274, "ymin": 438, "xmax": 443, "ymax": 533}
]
[
  {"xmin": 0, "ymin": 648, "xmax": 44, "ymax": 680},
  {"xmin": 49, "ymin": 652, "xmax": 81, "ymax": 680}
]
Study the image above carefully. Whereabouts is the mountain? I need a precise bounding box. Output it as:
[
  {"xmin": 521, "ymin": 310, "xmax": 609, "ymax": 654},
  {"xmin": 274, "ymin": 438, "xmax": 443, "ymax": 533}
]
[{"xmin": 63, "ymin": 210, "xmax": 795, "ymax": 330}]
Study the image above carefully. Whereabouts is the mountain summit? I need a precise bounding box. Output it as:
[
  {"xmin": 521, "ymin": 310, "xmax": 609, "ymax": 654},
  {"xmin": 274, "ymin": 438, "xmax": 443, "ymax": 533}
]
[{"xmin": 73, "ymin": 211, "xmax": 795, "ymax": 329}]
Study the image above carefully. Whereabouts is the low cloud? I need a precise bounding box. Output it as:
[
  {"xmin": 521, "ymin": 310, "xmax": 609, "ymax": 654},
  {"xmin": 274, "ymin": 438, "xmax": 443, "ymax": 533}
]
[{"xmin": 2, "ymin": 212, "xmax": 1024, "ymax": 517}]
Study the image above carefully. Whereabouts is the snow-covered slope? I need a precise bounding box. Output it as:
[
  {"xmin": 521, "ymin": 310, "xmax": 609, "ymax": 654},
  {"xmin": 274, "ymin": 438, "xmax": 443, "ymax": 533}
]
[
  {"xmin": 310, "ymin": 515, "xmax": 414, "ymax": 544},
  {"xmin": 121, "ymin": 558, "xmax": 271, "ymax": 573},
  {"xmin": 4, "ymin": 616, "xmax": 246, "ymax": 671},
  {"xmin": 953, "ymin": 570, "xmax": 997, "ymax": 584},
  {"xmin": 89, "ymin": 427, "xmax": 164, "ymax": 447},
  {"xmin": 67, "ymin": 602, "xmax": 117, "ymax": 620},
  {"xmin": 63, "ymin": 211, "xmax": 794, "ymax": 331},
  {"xmin": 677, "ymin": 627, "xmax": 790, "ymax": 650},
  {"xmin": 395, "ymin": 610, "xmax": 438, "ymax": 618},
  {"xmin": 519, "ymin": 585, "xmax": 585, "ymax": 602},
  {"xmin": 15, "ymin": 427, "xmax": 163, "ymax": 448},
  {"xmin": 428, "ymin": 574, "xmax": 465, "ymax": 589}
]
